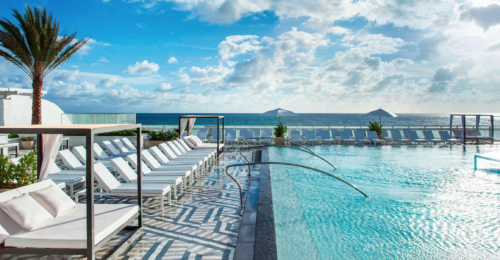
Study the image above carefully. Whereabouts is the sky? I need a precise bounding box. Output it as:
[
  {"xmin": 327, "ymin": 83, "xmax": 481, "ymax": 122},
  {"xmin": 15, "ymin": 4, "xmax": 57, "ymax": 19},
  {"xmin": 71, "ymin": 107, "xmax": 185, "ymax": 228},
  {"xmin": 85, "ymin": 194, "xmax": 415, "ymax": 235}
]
[{"xmin": 1, "ymin": 0, "xmax": 500, "ymax": 113}]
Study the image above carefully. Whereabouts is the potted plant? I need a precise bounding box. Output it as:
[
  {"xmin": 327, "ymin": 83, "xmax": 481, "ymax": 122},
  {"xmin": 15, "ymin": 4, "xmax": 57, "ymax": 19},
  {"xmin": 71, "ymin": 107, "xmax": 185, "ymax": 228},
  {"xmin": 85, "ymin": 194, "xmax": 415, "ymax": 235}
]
[
  {"xmin": 145, "ymin": 130, "xmax": 178, "ymax": 149},
  {"xmin": 368, "ymin": 122, "xmax": 383, "ymax": 139},
  {"xmin": 273, "ymin": 123, "xmax": 288, "ymax": 145},
  {"xmin": 20, "ymin": 136, "xmax": 35, "ymax": 149},
  {"xmin": 0, "ymin": 151, "xmax": 37, "ymax": 192}
]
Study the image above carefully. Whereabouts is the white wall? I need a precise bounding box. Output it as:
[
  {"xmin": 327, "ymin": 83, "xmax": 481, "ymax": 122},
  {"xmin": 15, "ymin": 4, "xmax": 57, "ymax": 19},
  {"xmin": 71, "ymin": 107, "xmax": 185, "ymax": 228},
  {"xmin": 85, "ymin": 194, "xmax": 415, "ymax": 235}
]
[{"xmin": 0, "ymin": 96, "xmax": 64, "ymax": 126}]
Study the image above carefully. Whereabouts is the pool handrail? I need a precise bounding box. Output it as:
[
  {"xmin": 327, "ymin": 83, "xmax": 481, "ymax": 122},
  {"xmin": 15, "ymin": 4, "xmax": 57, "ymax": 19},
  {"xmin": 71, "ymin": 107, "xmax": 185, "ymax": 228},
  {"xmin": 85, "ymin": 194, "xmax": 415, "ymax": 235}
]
[
  {"xmin": 225, "ymin": 162, "xmax": 369, "ymax": 208},
  {"xmin": 242, "ymin": 138, "xmax": 338, "ymax": 170}
]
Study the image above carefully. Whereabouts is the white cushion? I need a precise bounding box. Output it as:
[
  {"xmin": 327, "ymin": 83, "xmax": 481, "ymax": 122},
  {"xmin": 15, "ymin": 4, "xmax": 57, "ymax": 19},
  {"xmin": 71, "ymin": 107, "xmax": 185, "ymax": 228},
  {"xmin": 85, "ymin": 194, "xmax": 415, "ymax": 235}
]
[
  {"xmin": 0, "ymin": 189, "xmax": 23, "ymax": 244},
  {"xmin": 5, "ymin": 204, "xmax": 138, "ymax": 249},
  {"xmin": 0, "ymin": 193, "xmax": 54, "ymax": 231},
  {"xmin": 182, "ymin": 137, "xmax": 195, "ymax": 148},
  {"xmin": 29, "ymin": 185, "xmax": 76, "ymax": 217}
]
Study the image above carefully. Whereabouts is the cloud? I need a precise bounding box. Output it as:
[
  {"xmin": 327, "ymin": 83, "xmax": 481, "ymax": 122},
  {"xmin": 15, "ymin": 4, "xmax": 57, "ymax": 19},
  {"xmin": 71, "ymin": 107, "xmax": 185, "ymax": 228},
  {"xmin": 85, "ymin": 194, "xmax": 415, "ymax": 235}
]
[
  {"xmin": 416, "ymin": 33, "xmax": 448, "ymax": 61},
  {"xmin": 155, "ymin": 83, "xmax": 176, "ymax": 92},
  {"xmin": 99, "ymin": 57, "xmax": 109, "ymax": 62},
  {"xmin": 53, "ymin": 70, "xmax": 79, "ymax": 81},
  {"xmin": 168, "ymin": 57, "xmax": 178, "ymax": 64},
  {"xmin": 218, "ymin": 35, "xmax": 261, "ymax": 60},
  {"xmin": 429, "ymin": 57, "xmax": 479, "ymax": 92},
  {"xmin": 457, "ymin": 3, "xmax": 500, "ymax": 31},
  {"xmin": 127, "ymin": 60, "xmax": 160, "ymax": 75},
  {"xmin": 99, "ymin": 76, "xmax": 117, "ymax": 88}
]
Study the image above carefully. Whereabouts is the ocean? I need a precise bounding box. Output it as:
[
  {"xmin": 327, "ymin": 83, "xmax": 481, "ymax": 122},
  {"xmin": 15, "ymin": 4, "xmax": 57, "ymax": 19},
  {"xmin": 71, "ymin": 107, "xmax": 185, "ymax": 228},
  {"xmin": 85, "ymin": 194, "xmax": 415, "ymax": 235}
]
[{"xmin": 136, "ymin": 113, "xmax": 499, "ymax": 127}]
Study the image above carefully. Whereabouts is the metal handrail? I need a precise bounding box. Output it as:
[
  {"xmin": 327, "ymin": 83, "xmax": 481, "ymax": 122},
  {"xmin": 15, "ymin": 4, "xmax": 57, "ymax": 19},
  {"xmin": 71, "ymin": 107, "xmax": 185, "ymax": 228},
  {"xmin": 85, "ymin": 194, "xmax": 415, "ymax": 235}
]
[
  {"xmin": 240, "ymin": 139, "xmax": 338, "ymax": 170},
  {"xmin": 225, "ymin": 162, "xmax": 368, "ymax": 207}
]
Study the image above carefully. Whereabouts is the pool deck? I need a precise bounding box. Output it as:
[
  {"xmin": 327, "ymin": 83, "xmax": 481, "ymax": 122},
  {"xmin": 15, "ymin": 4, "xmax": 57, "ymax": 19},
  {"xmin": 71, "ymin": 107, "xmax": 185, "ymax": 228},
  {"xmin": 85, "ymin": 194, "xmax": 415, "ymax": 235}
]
[{"xmin": 0, "ymin": 149, "xmax": 255, "ymax": 260}]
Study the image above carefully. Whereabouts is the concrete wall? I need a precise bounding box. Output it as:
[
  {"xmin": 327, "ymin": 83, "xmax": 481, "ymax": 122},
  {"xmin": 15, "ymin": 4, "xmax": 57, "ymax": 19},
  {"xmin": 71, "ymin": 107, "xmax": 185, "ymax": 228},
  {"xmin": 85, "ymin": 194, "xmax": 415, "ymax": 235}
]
[{"xmin": 0, "ymin": 96, "xmax": 64, "ymax": 126}]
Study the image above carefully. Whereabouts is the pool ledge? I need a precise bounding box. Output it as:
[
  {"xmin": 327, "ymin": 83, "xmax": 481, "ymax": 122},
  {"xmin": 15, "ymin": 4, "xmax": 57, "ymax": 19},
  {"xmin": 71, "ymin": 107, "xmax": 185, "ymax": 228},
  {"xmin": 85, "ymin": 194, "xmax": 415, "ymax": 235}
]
[{"xmin": 234, "ymin": 148, "xmax": 277, "ymax": 260}]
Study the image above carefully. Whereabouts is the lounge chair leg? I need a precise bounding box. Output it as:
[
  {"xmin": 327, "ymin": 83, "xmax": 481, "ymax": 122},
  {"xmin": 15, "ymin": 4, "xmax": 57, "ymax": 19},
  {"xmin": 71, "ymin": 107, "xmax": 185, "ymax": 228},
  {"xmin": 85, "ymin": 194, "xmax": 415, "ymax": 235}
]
[
  {"xmin": 160, "ymin": 195, "xmax": 164, "ymax": 213},
  {"xmin": 174, "ymin": 185, "xmax": 178, "ymax": 200},
  {"xmin": 180, "ymin": 183, "xmax": 183, "ymax": 196},
  {"xmin": 168, "ymin": 191, "xmax": 172, "ymax": 205}
]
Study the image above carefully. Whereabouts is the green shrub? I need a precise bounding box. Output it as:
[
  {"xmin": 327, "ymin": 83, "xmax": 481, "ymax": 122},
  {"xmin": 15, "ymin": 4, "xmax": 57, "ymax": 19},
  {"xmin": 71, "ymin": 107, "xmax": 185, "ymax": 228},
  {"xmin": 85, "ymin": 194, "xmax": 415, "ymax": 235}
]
[
  {"xmin": 146, "ymin": 130, "xmax": 178, "ymax": 141},
  {"xmin": 8, "ymin": 133, "xmax": 19, "ymax": 138},
  {"xmin": 97, "ymin": 129, "xmax": 138, "ymax": 136},
  {"xmin": 273, "ymin": 123, "xmax": 287, "ymax": 137},
  {"xmin": 20, "ymin": 136, "xmax": 35, "ymax": 141},
  {"xmin": 368, "ymin": 121, "xmax": 383, "ymax": 135},
  {"xmin": 0, "ymin": 151, "xmax": 37, "ymax": 188}
]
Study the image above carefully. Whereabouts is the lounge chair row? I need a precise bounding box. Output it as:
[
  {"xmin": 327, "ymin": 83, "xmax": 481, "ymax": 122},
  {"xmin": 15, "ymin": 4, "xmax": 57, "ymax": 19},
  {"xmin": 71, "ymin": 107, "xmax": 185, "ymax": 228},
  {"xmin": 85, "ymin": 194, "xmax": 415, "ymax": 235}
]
[{"xmin": 287, "ymin": 129, "xmax": 463, "ymax": 146}]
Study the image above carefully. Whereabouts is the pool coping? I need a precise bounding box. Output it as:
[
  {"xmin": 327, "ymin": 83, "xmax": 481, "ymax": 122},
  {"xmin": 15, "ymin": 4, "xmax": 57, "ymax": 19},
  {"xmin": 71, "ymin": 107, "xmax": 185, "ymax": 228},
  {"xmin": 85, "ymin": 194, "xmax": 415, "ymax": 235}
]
[{"xmin": 233, "ymin": 148, "xmax": 277, "ymax": 260}]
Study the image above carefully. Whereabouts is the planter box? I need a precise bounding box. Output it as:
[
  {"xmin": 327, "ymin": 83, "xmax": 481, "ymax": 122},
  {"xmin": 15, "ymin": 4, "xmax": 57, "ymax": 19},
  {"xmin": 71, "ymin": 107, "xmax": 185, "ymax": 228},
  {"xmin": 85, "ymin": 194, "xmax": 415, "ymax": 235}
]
[
  {"xmin": 21, "ymin": 141, "xmax": 35, "ymax": 149},
  {"xmin": 145, "ymin": 140, "xmax": 165, "ymax": 149},
  {"xmin": 275, "ymin": 137, "xmax": 286, "ymax": 145}
]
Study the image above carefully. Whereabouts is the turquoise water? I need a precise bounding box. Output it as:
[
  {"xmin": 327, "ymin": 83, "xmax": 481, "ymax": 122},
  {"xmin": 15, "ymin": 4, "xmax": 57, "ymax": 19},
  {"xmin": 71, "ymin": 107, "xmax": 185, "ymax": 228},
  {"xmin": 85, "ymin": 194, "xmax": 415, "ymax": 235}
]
[
  {"xmin": 137, "ymin": 113, "xmax": 500, "ymax": 126},
  {"xmin": 269, "ymin": 146, "xmax": 500, "ymax": 260}
]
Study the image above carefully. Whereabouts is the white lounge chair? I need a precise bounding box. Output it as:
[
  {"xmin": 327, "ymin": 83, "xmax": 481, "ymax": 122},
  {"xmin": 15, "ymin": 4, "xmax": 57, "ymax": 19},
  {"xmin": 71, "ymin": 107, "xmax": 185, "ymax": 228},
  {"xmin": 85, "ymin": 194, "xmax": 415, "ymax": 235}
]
[
  {"xmin": 367, "ymin": 131, "xmax": 385, "ymax": 145},
  {"xmin": 0, "ymin": 180, "xmax": 139, "ymax": 252},
  {"xmin": 452, "ymin": 129, "xmax": 464, "ymax": 140},
  {"xmin": 110, "ymin": 157, "xmax": 183, "ymax": 199},
  {"xmin": 382, "ymin": 129, "xmax": 392, "ymax": 141},
  {"xmin": 320, "ymin": 131, "xmax": 335, "ymax": 145},
  {"xmin": 166, "ymin": 142, "xmax": 214, "ymax": 164},
  {"xmin": 121, "ymin": 138, "xmax": 137, "ymax": 151},
  {"xmin": 46, "ymin": 162, "xmax": 86, "ymax": 195},
  {"xmin": 423, "ymin": 131, "xmax": 445, "ymax": 144},
  {"xmin": 170, "ymin": 140, "xmax": 215, "ymax": 158},
  {"xmin": 159, "ymin": 143, "xmax": 209, "ymax": 166},
  {"xmin": 290, "ymin": 131, "xmax": 303, "ymax": 146},
  {"xmin": 75, "ymin": 163, "xmax": 172, "ymax": 212},
  {"xmin": 93, "ymin": 143, "xmax": 120, "ymax": 161},
  {"xmin": 112, "ymin": 139, "xmax": 131, "ymax": 153},
  {"xmin": 142, "ymin": 150, "xmax": 199, "ymax": 177},
  {"xmin": 58, "ymin": 150, "xmax": 87, "ymax": 171},
  {"xmin": 390, "ymin": 129, "xmax": 410, "ymax": 144},
  {"xmin": 149, "ymin": 146, "xmax": 205, "ymax": 172},
  {"xmin": 72, "ymin": 146, "xmax": 114, "ymax": 167},
  {"xmin": 340, "ymin": 130, "xmax": 355, "ymax": 145},
  {"xmin": 225, "ymin": 130, "xmax": 237, "ymax": 145},
  {"xmin": 126, "ymin": 154, "xmax": 193, "ymax": 187},
  {"xmin": 304, "ymin": 131, "xmax": 320, "ymax": 145},
  {"xmin": 183, "ymin": 136, "xmax": 224, "ymax": 151},
  {"xmin": 197, "ymin": 130, "xmax": 208, "ymax": 143},
  {"xmin": 408, "ymin": 131, "xmax": 428, "ymax": 144},
  {"xmin": 330, "ymin": 129, "xmax": 341, "ymax": 140},
  {"xmin": 344, "ymin": 128, "xmax": 353, "ymax": 138},
  {"xmin": 354, "ymin": 130, "xmax": 371, "ymax": 145},
  {"xmin": 438, "ymin": 131, "xmax": 462, "ymax": 145},
  {"xmin": 260, "ymin": 129, "xmax": 273, "ymax": 145},
  {"xmin": 100, "ymin": 141, "xmax": 135, "ymax": 157}
]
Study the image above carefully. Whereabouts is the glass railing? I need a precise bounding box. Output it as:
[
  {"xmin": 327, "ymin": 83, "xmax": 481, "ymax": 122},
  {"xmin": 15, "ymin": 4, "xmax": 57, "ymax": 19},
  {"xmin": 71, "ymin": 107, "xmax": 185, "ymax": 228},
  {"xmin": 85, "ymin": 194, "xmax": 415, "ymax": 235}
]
[{"xmin": 62, "ymin": 114, "xmax": 136, "ymax": 124}]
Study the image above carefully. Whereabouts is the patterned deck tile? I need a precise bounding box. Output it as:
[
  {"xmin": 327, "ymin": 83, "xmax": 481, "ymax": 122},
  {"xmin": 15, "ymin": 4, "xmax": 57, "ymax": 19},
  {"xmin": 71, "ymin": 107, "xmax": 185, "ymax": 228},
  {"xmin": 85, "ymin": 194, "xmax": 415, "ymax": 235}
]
[{"xmin": 0, "ymin": 148, "xmax": 256, "ymax": 260}]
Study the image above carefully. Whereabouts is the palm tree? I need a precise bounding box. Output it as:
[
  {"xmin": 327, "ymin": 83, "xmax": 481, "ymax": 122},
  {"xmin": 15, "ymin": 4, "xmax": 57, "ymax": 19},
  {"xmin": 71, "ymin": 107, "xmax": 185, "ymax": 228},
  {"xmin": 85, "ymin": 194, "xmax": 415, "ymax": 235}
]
[{"xmin": 0, "ymin": 5, "xmax": 89, "ymax": 124}]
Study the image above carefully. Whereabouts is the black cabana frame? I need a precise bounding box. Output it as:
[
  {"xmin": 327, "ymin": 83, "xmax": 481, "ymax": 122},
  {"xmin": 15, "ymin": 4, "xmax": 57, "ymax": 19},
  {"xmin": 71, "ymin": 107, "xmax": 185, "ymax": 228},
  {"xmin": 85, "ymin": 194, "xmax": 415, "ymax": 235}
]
[
  {"xmin": 0, "ymin": 124, "xmax": 144, "ymax": 260},
  {"xmin": 450, "ymin": 113, "xmax": 495, "ymax": 144},
  {"xmin": 178, "ymin": 115, "xmax": 225, "ymax": 158}
]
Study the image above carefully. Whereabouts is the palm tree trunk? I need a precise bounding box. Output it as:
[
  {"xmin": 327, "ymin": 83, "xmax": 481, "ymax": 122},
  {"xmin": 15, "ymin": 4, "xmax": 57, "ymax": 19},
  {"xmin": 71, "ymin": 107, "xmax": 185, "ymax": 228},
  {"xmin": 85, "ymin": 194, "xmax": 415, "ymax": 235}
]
[{"xmin": 31, "ymin": 76, "xmax": 43, "ymax": 125}]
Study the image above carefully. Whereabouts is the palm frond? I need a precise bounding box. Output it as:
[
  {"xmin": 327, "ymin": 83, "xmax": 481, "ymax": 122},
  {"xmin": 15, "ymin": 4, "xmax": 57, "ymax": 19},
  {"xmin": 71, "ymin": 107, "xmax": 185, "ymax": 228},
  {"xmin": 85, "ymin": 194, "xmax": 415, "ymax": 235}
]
[{"xmin": 0, "ymin": 5, "xmax": 89, "ymax": 80}]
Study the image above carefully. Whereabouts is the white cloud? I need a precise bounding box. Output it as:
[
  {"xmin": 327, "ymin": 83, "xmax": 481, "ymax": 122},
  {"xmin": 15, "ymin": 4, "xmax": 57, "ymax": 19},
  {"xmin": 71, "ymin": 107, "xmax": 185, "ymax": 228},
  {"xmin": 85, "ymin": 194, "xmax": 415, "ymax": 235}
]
[
  {"xmin": 218, "ymin": 35, "xmax": 261, "ymax": 60},
  {"xmin": 99, "ymin": 76, "xmax": 117, "ymax": 88},
  {"xmin": 168, "ymin": 57, "xmax": 178, "ymax": 64},
  {"xmin": 127, "ymin": 60, "xmax": 160, "ymax": 75},
  {"xmin": 53, "ymin": 70, "xmax": 79, "ymax": 81},
  {"xmin": 155, "ymin": 83, "xmax": 176, "ymax": 92},
  {"xmin": 99, "ymin": 57, "xmax": 109, "ymax": 62},
  {"xmin": 457, "ymin": 3, "xmax": 500, "ymax": 31}
]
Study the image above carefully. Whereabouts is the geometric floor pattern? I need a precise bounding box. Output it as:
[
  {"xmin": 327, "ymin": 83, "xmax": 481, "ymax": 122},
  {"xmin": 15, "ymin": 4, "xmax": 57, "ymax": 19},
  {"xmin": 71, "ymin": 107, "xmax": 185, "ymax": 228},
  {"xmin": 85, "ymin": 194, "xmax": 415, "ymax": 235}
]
[
  {"xmin": 0, "ymin": 149, "xmax": 252, "ymax": 260},
  {"xmin": 108, "ymin": 150, "xmax": 253, "ymax": 260}
]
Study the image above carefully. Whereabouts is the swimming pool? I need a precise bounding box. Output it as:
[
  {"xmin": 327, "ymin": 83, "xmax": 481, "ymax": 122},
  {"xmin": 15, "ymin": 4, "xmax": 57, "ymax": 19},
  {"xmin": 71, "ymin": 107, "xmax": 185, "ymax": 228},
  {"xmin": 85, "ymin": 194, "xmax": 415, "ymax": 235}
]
[{"xmin": 268, "ymin": 145, "xmax": 500, "ymax": 260}]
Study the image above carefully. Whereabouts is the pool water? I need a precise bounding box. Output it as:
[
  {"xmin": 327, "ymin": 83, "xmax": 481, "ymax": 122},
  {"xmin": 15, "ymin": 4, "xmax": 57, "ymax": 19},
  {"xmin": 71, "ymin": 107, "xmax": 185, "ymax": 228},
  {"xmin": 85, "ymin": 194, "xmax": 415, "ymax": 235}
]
[{"xmin": 268, "ymin": 145, "xmax": 500, "ymax": 260}]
